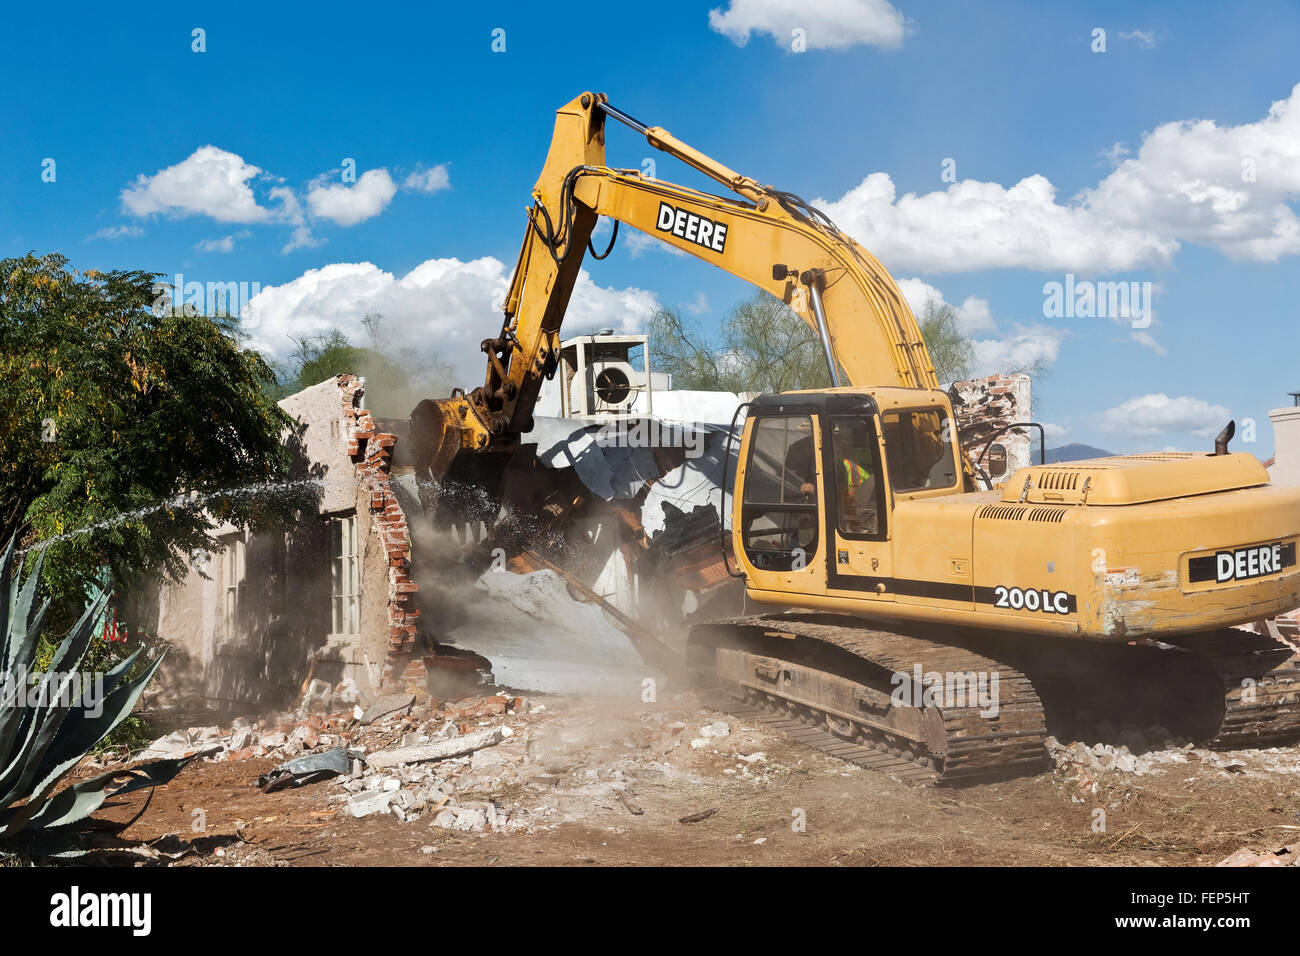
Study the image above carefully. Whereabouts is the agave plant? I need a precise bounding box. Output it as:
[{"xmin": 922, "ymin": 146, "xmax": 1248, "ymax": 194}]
[{"xmin": 0, "ymin": 536, "xmax": 192, "ymax": 843}]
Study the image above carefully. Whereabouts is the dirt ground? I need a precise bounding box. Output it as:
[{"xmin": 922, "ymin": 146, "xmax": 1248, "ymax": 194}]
[{"xmin": 78, "ymin": 689, "xmax": 1300, "ymax": 867}]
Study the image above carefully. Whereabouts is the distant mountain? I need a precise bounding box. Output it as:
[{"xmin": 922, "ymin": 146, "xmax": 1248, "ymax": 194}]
[{"xmin": 1044, "ymin": 443, "xmax": 1116, "ymax": 463}]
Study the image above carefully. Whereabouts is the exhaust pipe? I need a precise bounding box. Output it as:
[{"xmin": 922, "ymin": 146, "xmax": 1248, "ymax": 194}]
[{"xmin": 1213, "ymin": 420, "xmax": 1235, "ymax": 456}]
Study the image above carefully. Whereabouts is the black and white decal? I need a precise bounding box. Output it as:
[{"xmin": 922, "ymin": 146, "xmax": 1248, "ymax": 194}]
[
  {"xmin": 990, "ymin": 585, "xmax": 1074, "ymax": 615},
  {"xmin": 1187, "ymin": 541, "xmax": 1296, "ymax": 584},
  {"xmin": 655, "ymin": 202, "xmax": 728, "ymax": 253}
]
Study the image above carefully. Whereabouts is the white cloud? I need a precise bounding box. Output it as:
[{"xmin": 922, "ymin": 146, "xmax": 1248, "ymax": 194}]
[
  {"xmin": 817, "ymin": 83, "xmax": 1300, "ymax": 272},
  {"xmin": 1098, "ymin": 393, "xmax": 1231, "ymax": 440},
  {"xmin": 1118, "ymin": 29, "xmax": 1156, "ymax": 49},
  {"xmin": 819, "ymin": 173, "xmax": 1176, "ymax": 274},
  {"xmin": 896, "ymin": 277, "xmax": 996, "ymax": 334},
  {"xmin": 122, "ymin": 151, "xmax": 440, "ymax": 248},
  {"xmin": 1083, "ymin": 83, "xmax": 1300, "ymax": 263},
  {"xmin": 403, "ymin": 164, "xmax": 451, "ymax": 193},
  {"xmin": 195, "ymin": 236, "xmax": 234, "ymax": 253},
  {"xmin": 282, "ymin": 226, "xmax": 325, "ymax": 255},
  {"xmin": 895, "ymin": 277, "xmax": 1062, "ymax": 379},
  {"xmin": 85, "ymin": 224, "xmax": 144, "ymax": 242},
  {"xmin": 122, "ymin": 146, "xmax": 272, "ymax": 223},
  {"xmin": 1129, "ymin": 330, "xmax": 1166, "ymax": 355},
  {"xmin": 684, "ymin": 291, "xmax": 711, "ymax": 316},
  {"xmin": 306, "ymin": 169, "xmax": 398, "ymax": 227},
  {"xmin": 970, "ymin": 324, "xmax": 1064, "ymax": 378},
  {"xmin": 1041, "ymin": 422, "xmax": 1071, "ymax": 442},
  {"xmin": 240, "ymin": 257, "xmax": 659, "ymax": 385},
  {"xmin": 709, "ymin": 0, "xmax": 905, "ymax": 50}
]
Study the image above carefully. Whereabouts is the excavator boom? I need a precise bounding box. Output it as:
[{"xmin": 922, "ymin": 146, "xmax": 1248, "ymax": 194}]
[{"xmin": 412, "ymin": 92, "xmax": 945, "ymax": 500}]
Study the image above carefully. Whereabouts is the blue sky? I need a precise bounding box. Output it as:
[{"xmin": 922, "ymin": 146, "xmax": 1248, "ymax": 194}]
[{"xmin": 3, "ymin": 0, "xmax": 1298, "ymax": 456}]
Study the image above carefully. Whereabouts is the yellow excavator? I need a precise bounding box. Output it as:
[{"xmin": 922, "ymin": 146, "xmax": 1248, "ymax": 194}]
[{"xmin": 412, "ymin": 92, "xmax": 1300, "ymax": 783}]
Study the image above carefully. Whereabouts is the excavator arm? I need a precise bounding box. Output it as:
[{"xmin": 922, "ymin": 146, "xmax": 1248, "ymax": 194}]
[{"xmin": 412, "ymin": 92, "xmax": 941, "ymax": 500}]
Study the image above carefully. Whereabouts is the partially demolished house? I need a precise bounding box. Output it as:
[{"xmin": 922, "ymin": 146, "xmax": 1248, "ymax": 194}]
[
  {"xmin": 140, "ymin": 331, "xmax": 1041, "ymax": 712},
  {"xmin": 142, "ymin": 374, "xmax": 425, "ymax": 711}
]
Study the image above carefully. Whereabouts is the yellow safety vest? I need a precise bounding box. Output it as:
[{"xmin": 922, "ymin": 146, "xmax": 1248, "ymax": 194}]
[{"xmin": 842, "ymin": 456, "xmax": 872, "ymax": 488}]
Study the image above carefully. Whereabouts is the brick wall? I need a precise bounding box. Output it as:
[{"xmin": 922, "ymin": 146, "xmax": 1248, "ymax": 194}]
[
  {"xmin": 336, "ymin": 375, "xmax": 422, "ymax": 664},
  {"xmin": 950, "ymin": 373, "xmax": 1034, "ymax": 483}
]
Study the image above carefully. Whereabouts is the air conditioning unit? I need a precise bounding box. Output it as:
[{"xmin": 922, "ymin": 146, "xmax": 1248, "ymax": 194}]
[{"xmin": 557, "ymin": 332, "xmax": 653, "ymax": 419}]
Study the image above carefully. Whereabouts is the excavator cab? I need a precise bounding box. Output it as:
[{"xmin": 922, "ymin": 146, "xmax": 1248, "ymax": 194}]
[{"xmin": 734, "ymin": 388, "xmax": 962, "ymax": 584}]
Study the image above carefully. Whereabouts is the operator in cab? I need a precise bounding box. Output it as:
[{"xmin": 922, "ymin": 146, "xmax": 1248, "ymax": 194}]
[{"xmin": 835, "ymin": 421, "xmax": 878, "ymax": 534}]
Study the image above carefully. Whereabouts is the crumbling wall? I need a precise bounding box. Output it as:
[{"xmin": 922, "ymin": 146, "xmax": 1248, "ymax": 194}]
[
  {"xmin": 335, "ymin": 374, "xmax": 429, "ymax": 697},
  {"xmin": 1268, "ymin": 406, "xmax": 1300, "ymax": 487},
  {"xmin": 143, "ymin": 374, "xmax": 426, "ymax": 712},
  {"xmin": 950, "ymin": 373, "xmax": 1033, "ymax": 483}
]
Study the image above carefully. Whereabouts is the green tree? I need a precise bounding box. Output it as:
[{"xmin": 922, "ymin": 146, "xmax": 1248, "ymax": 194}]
[
  {"xmin": 648, "ymin": 288, "xmax": 976, "ymax": 394},
  {"xmin": 916, "ymin": 295, "xmax": 975, "ymax": 384},
  {"xmin": 646, "ymin": 306, "xmax": 728, "ymax": 391},
  {"xmin": 0, "ymin": 253, "xmax": 302, "ymax": 607},
  {"xmin": 292, "ymin": 328, "xmax": 411, "ymax": 394},
  {"xmin": 277, "ymin": 316, "xmax": 453, "ymax": 418}
]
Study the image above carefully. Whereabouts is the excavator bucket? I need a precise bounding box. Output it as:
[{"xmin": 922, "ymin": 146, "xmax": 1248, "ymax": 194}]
[{"xmin": 410, "ymin": 396, "xmax": 514, "ymax": 527}]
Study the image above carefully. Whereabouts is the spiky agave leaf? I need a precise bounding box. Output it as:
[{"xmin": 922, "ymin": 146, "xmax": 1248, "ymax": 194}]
[{"xmin": 0, "ymin": 535, "xmax": 187, "ymax": 841}]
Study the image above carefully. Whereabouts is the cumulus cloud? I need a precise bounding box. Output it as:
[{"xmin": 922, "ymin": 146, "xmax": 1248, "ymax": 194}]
[
  {"xmin": 969, "ymin": 324, "xmax": 1065, "ymax": 378},
  {"xmin": 1098, "ymin": 393, "xmax": 1231, "ymax": 440},
  {"xmin": 819, "ymin": 173, "xmax": 1176, "ymax": 274},
  {"xmin": 709, "ymin": 0, "xmax": 905, "ymax": 50},
  {"xmin": 1041, "ymin": 422, "xmax": 1071, "ymax": 442},
  {"xmin": 895, "ymin": 277, "xmax": 996, "ymax": 334},
  {"xmin": 895, "ymin": 276, "xmax": 1063, "ymax": 379},
  {"xmin": 306, "ymin": 169, "xmax": 398, "ymax": 227},
  {"xmin": 122, "ymin": 146, "xmax": 273, "ymax": 223},
  {"xmin": 123, "ymin": 149, "xmax": 448, "ymax": 250},
  {"xmin": 403, "ymin": 164, "xmax": 451, "ymax": 193},
  {"xmin": 240, "ymin": 257, "xmax": 659, "ymax": 385},
  {"xmin": 1084, "ymin": 83, "xmax": 1300, "ymax": 263},
  {"xmin": 817, "ymin": 83, "xmax": 1300, "ymax": 272}
]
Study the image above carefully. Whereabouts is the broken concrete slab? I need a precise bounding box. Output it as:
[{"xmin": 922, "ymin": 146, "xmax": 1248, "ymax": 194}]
[
  {"xmin": 359, "ymin": 693, "xmax": 416, "ymax": 725},
  {"xmin": 366, "ymin": 727, "xmax": 506, "ymax": 770},
  {"xmin": 347, "ymin": 791, "xmax": 397, "ymax": 819}
]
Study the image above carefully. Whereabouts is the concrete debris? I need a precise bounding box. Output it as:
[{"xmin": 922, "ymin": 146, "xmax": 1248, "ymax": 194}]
[
  {"xmin": 301, "ymin": 678, "xmax": 334, "ymax": 714},
  {"xmin": 359, "ymin": 693, "xmax": 416, "ymax": 725},
  {"xmin": 1216, "ymin": 844, "xmax": 1300, "ymax": 867},
  {"xmin": 347, "ymin": 791, "xmax": 396, "ymax": 819},
  {"xmin": 1046, "ymin": 732, "xmax": 1300, "ymax": 777},
  {"xmin": 366, "ymin": 727, "xmax": 506, "ymax": 770},
  {"xmin": 700, "ymin": 721, "xmax": 730, "ymax": 738}
]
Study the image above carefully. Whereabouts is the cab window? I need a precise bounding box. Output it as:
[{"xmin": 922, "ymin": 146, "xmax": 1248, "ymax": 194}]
[
  {"xmin": 881, "ymin": 408, "xmax": 957, "ymax": 492},
  {"xmin": 830, "ymin": 417, "xmax": 882, "ymax": 535},
  {"xmin": 741, "ymin": 416, "xmax": 818, "ymax": 570}
]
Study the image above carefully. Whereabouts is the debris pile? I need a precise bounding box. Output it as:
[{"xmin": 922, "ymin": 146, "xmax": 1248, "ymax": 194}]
[
  {"xmin": 1216, "ymin": 843, "xmax": 1300, "ymax": 867},
  {"xmin": 1046, "ymin": 732, "xmax": 1300, "ymax": 778}
]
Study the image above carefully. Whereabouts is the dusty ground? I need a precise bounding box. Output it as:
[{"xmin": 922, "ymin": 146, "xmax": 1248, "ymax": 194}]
[{"xmin": 75, "ymin": 689, "xmax": 1300, "ymax": 867}]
